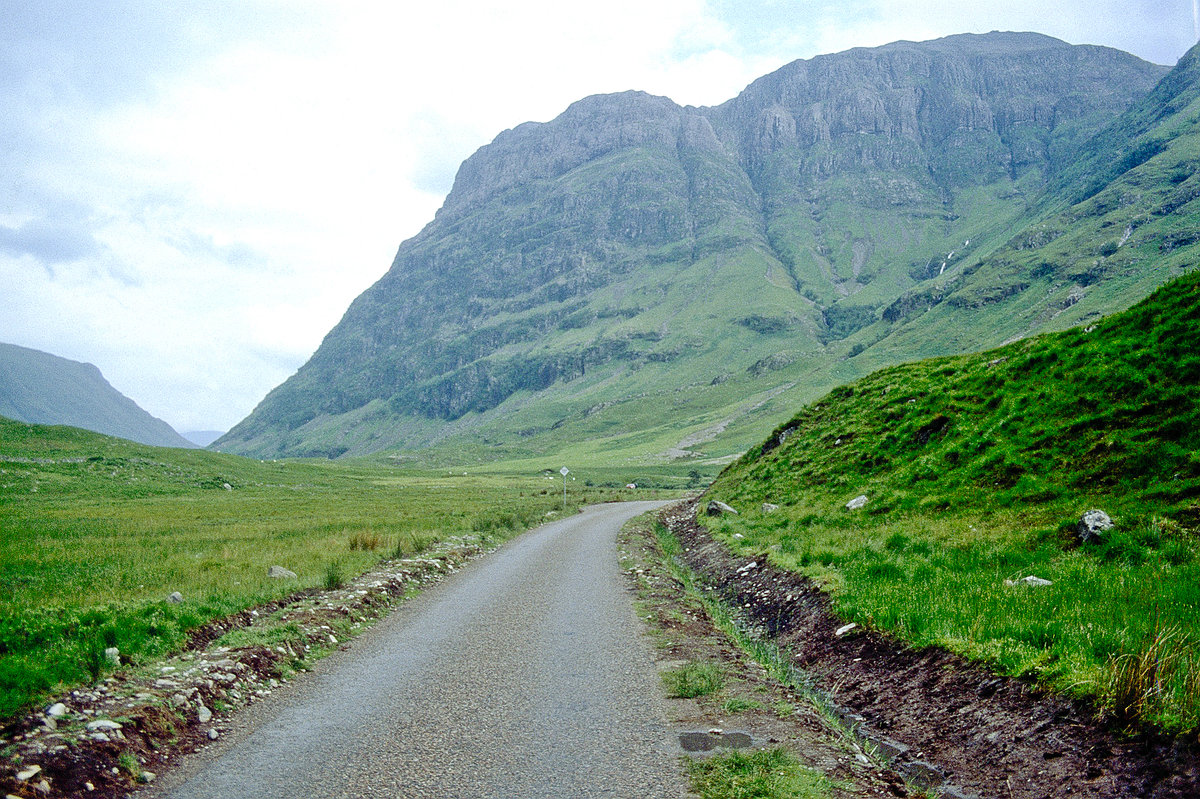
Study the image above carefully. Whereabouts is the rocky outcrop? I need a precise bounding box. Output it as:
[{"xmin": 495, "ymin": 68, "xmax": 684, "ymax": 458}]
[{"xmin": 217, "ymin": 33, "xmax": 1172, "ymax": 459}]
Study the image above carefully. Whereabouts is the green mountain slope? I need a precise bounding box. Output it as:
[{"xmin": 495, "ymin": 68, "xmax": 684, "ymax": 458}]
[
  {"xmin": 702, "ymin": 271, "xmax": 1200, "ymax": 731},
  {"xmin": 0, "ymin": 343, "xmax": 192, "ymax": 449},
  {"xmin": 217, "ymin": 33, "xmax": 1183, "ymax": 465}
]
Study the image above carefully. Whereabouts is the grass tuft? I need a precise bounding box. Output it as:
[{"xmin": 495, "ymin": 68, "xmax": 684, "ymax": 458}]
[
  {"xmin": 664, "ymin": 661, "xmax": 725, "ymax": 698},
  {"xmin": 323, "ymin": 561, "xmax": 345, "ymax": 591},
  {"xmin": 687, "ymin": 747, "xmax": 835, "ymax": 799}
]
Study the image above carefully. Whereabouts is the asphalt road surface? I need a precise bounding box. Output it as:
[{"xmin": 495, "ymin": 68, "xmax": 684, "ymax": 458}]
[{"xmin": 151, "ymin": 501, "xmax": 690, "ymax": 798}]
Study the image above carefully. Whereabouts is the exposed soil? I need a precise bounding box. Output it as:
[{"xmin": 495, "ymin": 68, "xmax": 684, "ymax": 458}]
[
  {"xmin": 659, "ymin": 499, "xmax": 1200, "ymax": 799},
  {"xmin": 618, "ymin": 511, "xmax": 907, "ymax": 798}
]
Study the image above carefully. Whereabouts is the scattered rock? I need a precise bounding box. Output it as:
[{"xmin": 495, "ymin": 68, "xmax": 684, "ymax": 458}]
[
  {"xmin": 835, "ymin": 623, "xmax": 858, "ymax": 637},
  {"xmin": 85, "ymin": 719, "xmax": 122, "ymax": 732},
  {"xmin": 104, "ymin": 647, "xmax": 120, "ymax": 666},
  {"xmin": 222, "ymin": 483, "xmax": 232, "ymax": 491},
  {"xmin": 46, "ymin": 703, "xmax": 67, "ymax": 718},
  {"xmin": 845, "ymin": 495, "xmax": 868, "ymax": 511},
  {"xmin": 1005, "ymin": 575, "xmax": 1053, "ymax": 587},
  {"xmin": 139, "ymin": 771, "xmax": 156, "ymax": 783},
  {"xmin": 208, "ymin": 728, "xmax": 220, "ymax": 740},
  {"xmin": 705, "ymin": 500, "xmax": 738, "ymax": 516},
  {"xmin": 16, "ymin": 765, "xmax": 41, "ymax": 781},
  {"xmin": 1077, "ymin": 509, "xmax": 1113, "ymax": 543},
  {"xmin": 197, "ymin": 705, "xmax": 212, "ymax": 723},
  {"xmin": 761, "ymin": 502, "xmax": 780, "ymax": 513},
  {"xmin": 268, "ymin": 565, "xmax": 298, "ymax": 579},
  {"xmin": 167, "ymin": 591, "xmax": 184, "ymax": 604}
]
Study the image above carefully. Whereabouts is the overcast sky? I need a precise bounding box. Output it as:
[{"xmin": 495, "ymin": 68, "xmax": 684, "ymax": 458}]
[{"xmin": 1, "ymin": 1, "xmax": 1193, "ymax": 434}]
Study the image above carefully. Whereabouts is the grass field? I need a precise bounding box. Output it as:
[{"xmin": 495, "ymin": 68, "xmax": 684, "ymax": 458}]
[
  {"xmin": 704, "ymin": 271, "xmax": 1200, "ymax": 733},
  {"xmin": 0, "ymin": 418, "xmax": 670, "ymax": 721}
]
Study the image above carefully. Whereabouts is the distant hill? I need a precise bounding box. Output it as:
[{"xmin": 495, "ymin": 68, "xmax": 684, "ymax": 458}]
[
  {"xmin": 217, "ymin": 33, "xmax": 1194, "ymax": 464},
  {"xmin": 0, "ymin": 343, "xmax": 193, "ymax": 448}
]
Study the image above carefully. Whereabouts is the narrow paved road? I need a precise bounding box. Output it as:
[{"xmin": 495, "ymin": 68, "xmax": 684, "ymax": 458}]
[{"xmin": 151, "ymin": 501, "xmax": 689, "ymax": 798}]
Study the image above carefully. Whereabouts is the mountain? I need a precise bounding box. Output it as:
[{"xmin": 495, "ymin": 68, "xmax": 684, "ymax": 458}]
[
  {"xmin": 0, "ymin": 343, "xmax": 194, "ymax": 449},
  {"xmin": 217, "ymin": 33, "xmax": 1192, "ymax": 464}
]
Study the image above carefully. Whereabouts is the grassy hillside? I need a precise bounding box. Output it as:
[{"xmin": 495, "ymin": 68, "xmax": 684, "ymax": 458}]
[
  {"xmin": 702, "ymin": 271, "xmax": 1200, "ymax": 733},
  {"xmin": 0, "ymin": 418, "xmax": 660, "ymax": 720}
]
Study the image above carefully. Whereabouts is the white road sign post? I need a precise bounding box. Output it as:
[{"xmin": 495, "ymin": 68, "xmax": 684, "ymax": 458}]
[{"xmin": 560, "ymin": 466, "xmax": 569, "ymax": 510}]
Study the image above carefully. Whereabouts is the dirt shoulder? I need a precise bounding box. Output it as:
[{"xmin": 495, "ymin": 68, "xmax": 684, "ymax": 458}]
[
  {"xmin": 619, "ymin": 508, "xmax": 908, "ymax": 798},
  {"xmin": 657, "ymin": 499, "xmax": 1200, "ymax": 799}
]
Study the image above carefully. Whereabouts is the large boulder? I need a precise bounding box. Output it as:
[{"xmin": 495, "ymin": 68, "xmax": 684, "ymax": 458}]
[
  {"xmin": 1077, "ymin": 509, "xmax": 1114, "ymax": 543},
  {"xmin": 706, "ymin": 500, "xmax": 739, "ymax": 516}
]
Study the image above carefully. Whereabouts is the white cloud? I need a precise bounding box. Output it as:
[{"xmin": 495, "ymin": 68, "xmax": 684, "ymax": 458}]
[{"xmin": 0, "ymin": 0, "xmax": 1189, "ymax": 433}]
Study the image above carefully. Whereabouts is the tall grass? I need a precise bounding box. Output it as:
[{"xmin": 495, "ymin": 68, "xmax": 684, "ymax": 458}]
[{"xmin": 0, "ymin": 418, "xmax": 642, "ymax": 720}]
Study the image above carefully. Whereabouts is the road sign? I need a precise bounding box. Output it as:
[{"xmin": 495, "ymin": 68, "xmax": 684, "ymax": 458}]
[{"xmin": 560, "ymin": 467, "xmax": 570, "ymax": 476}]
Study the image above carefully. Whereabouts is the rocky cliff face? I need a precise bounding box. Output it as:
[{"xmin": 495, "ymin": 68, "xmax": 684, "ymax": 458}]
[{"xmin": 217, "ymin": 33, "xmax": 1181, "ymax": 461}]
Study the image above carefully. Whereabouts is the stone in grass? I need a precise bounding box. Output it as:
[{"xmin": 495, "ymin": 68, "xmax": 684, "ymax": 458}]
[
  {"xmin": 705, "ymin": 500, "xmax": 738, "ymax": 517},
  {"xmin": 167, "ymin": 591, "xmax": 184, "ymax": 604},
  {"xmin": 104, "ymin": 647, "xmax": 121, "ymax": 667},
  {"xmin": 268, "ymin": 566, "xmax": 298, "ymax": 579},
  {"xmin": 762, "ymin": 502, "xmax": 780, "ymax": 513},
  {"xmin": 845, "ymin": 495, "xmax": 868, "ymax": 510},
  {"xmin": 1077, "ymin": 509, "xmax": 1114, "ymax": 543},
  {"xmin": 1005, "ymin": 575, "xmax": 1053, "ymax": 588}
]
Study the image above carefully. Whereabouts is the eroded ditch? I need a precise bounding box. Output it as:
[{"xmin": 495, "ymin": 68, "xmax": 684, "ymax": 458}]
[{"xmin": 656, "ymin": 499, "xmax": 1200, "ymax": 799}]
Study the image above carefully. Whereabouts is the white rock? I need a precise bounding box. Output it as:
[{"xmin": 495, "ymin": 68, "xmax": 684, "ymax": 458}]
[
  {"xmin": 705, "ymin": 500, "xmax": 738, "ymax": 516},
  {"xmin": 835, "ymin": 623, "xmax": 858, "ymax": 637},
  {"xmin": 86, "ymin": 719, "xmax": 122, "ymax": 731},
  {"xmin": 197, "ymin": 705, "xmax": 212, "ymax": 723},
  {"xmin": 167, "ymin": 591, "xmax": 184, "ymax": 604},
  {"xmin": 1077, "ymin": 509, "xmax": 1114, "ymax": 543},
  {"xmin": 104, "ymin": 647, "xmax": 121, "ymax": 666},
  {"xmin": 208, "ymin": 728, "xmax": 220, "ymax": 740},
  {"xmin": 268, "ymin": 565, "xmax": 298, "ymax": 579},
  {"xmin": 46, "ymin": 703, "xmax": 67, "ymax": 718},
  {"xmin": 1005, "ymin": 575, "xmax": 1053, "ymax": 587},
  {"xmin": 16, "ymin": 765, "xmax": 41, "ymax": 781},
  {"xmin": 762, "ymin": 503, "xmax": 780, "ymax": 513},
  {"xmin": 845, "ymin": 495, "xmax": 868, "ymax": 510}
]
